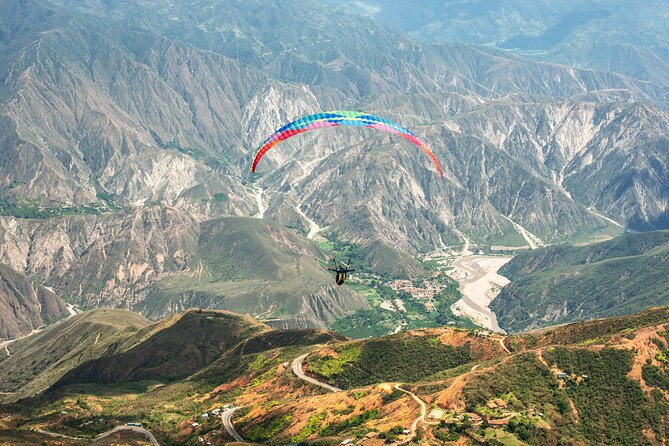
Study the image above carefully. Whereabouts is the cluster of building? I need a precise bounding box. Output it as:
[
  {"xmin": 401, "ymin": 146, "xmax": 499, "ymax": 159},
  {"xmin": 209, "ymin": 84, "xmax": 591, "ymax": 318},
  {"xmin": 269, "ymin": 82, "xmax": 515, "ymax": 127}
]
[{"xmin": 388, "ymin": 279, "xmax": 444, "ymax": 301}]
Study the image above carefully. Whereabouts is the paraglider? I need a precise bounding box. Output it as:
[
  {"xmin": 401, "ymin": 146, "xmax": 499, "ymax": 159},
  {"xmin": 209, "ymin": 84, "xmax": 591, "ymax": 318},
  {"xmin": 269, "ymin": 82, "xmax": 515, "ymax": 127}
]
[
  {"xmin": 250, "ymin": 111, "xmax": 442, "ymax": 177},
  {"xmin": 328, "ymin": 258, "xmax": 355, "ymax": 286}
]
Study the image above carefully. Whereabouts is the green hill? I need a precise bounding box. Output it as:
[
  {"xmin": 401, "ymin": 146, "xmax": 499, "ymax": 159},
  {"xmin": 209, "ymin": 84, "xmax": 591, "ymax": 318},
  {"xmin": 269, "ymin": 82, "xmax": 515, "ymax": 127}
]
[
  {"xmin": 305, "ymin": 329, "xmax": 507, "ymax": 389},
  {"xmin": 492, "ymin": 231, "xmax": 669, "ymax": 332},
  {"xmin": 136, "ymin": 217, "xmax": 369, "ymax": 327},
  {"xmin": 2, "ymin": 309, "xmax": 349, "ymax": 444},
  {"xmin": 0, "ymin": 309, "xmax": 150, "ymax": 401},
  {"xmin": 53, "ymin": 309, "xmax": 267, "ymax": 387},
  {"xmin": 4, "ymin": 308, "xmax": 669, "ymax": 446}
]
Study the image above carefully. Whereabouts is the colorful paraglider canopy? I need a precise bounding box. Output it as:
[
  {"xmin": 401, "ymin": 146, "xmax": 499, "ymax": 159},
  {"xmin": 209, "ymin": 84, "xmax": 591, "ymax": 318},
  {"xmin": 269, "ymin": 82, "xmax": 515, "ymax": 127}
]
[{"xmin": 250, "ymin": 111, "xmax": 442, "ymax": 177}]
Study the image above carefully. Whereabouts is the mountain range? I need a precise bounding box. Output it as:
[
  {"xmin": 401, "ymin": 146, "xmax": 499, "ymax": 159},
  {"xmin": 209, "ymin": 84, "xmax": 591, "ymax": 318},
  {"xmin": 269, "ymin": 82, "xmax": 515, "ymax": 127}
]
[
  {"xmin": 323, "ymin": 0, "xmax": 669, "ymax": 91},
  {"xmin": 1, "ymin": 0, "xmax": 669, "ymax": 328}
]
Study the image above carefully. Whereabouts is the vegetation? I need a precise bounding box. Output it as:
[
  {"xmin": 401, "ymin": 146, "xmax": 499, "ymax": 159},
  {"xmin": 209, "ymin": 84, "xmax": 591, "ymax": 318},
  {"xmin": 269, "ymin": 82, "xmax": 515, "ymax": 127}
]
[
  {"xmin": 464, "ymin": 353, "xmax": 563, "ymax": 414},
  {"xmin": 546, "ymin": 347, "xmax": 666, "ymax": 445},
  {"xmin": 0, "ymin": 198, "xmax": 115, "ymax": 219},
  {"xmin": 493, "ymin": 231, "xmax": 669, "ymax": 332},
  {"xmin": 642, "ymin": 363, "xmax": 669, "ymax": 391},
  {"xmin": 308, "ymin": 334, "xmax": 472, "ymax": 388},
  {"xmin": 320, "ymin": 409, "xmax": 379, "ymax": 436},
  {"xmin": 514, "ymin": 308, "xmax": 669, "ymax": 348},
  {"xmin": 291, "ymin": 413, "xmax": 326, "ymax": 442},
  {"xmin": 245, "ymin": 413, "xmax": 292, "ymax": 442},
  {"xmin": 332, "ymin": 264, "xmax": 473, "ymax": 338}
]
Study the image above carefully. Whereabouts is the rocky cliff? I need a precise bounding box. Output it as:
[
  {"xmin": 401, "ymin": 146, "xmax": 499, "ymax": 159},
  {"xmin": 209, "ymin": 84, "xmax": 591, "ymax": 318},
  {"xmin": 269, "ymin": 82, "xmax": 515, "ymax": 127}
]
[{"xmin": 0, "ymin": 263, "xmax": 69, "ymax": 339}]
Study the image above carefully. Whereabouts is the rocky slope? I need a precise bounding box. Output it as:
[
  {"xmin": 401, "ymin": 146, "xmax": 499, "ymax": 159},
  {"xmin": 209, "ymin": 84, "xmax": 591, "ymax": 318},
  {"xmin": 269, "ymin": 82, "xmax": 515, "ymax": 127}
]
[
  {"xmin": 0, "ymin": 209, "xmax": 367, "ymax": 326},
  {"xmin": 325, "ymin": 0, "xmax": 669, "ymax": 89},
  {"xmin": 0, "ymin": 263, "xmax": 69, "ymax": 339}
]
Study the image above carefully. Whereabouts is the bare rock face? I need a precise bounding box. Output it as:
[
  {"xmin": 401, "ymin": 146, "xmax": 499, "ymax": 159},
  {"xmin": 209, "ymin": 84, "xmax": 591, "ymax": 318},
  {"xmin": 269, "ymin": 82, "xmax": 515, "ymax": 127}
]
[
  {"xmin": 0, "ymin": 206, "xmax": 201, "ymax": 308},
  {"xmin": 0, "ymin": 263, "xmax": 69, "ymax": 340}
]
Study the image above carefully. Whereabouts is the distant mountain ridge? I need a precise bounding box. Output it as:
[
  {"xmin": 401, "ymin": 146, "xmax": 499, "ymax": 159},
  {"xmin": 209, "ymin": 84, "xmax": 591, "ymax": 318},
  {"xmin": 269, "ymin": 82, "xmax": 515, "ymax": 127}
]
[{"xmin": 322, "ymin": 0, "xmax": 669, "ymax": 90}]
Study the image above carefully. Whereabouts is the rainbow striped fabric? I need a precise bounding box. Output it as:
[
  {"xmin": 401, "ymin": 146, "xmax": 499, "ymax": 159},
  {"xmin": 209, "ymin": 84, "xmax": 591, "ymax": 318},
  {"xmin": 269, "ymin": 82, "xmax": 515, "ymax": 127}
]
[{"xmin": 251, "ymin": 111, "xmax": 442, "ymax": 177}]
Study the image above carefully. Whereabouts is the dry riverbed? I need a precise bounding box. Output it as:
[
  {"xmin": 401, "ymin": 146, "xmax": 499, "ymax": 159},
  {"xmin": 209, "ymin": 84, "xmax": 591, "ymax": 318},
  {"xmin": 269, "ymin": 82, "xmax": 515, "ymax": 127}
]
[{"xmin": 448, "ymin": 255, "xmax": 512, "ymax": 333}]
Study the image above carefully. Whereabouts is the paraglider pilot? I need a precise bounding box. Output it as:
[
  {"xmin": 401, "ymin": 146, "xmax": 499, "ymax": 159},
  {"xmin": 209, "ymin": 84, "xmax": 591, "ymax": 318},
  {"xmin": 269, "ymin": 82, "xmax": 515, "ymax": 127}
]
[{"xmin": 328, "ymin": 258, "xmax": 355, "ymax": 285}]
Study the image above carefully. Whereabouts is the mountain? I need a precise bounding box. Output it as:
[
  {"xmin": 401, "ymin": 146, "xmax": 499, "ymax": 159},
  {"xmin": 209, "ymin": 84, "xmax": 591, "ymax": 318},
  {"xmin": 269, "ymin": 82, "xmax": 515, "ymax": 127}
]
[
  {"xmin": 491, "ymin": 231, "xmax": 669, "ymax": 332},
  {"xmin": 3, "ymin": 307, "xmax": 668, "ymax": 445},
  {"xmin": 0, "ymin": 0, "xmax": 668, "ymax": 325},
  {"xmin": 135, "ymin": 216, "xmax": 370, "ymax": 326},
  {"xmin": 53, "ymin": 309, "xmax": 268, "ymax": 387},
  {"xmin": 0, "ymin": 263, "xmax": 70, "ymax": 340},
  {"xmin": 0, "ymin": 308, "xmax": 149, "ymax": 401},
  {"xmin": 0, "ymin": 209, "xmax": 368, "ymax": 328},
  {"xmin": 304, "ymin": 328, "xmax": 508, "ymax": 389},
  {"xmin": 0, "ymin": 307, "xmax": 347, "ymax": 404},
  {"xmin": 322, "ymin": 0, "xmax": 669, "ymax": 90}
]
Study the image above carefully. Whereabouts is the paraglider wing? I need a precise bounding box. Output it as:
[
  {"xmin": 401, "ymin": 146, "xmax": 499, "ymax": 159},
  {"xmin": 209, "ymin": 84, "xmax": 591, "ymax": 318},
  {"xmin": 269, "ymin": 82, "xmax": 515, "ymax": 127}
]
[{"xmin": 250, "ymin": 111, "xmax": 442, "ymax": 177}]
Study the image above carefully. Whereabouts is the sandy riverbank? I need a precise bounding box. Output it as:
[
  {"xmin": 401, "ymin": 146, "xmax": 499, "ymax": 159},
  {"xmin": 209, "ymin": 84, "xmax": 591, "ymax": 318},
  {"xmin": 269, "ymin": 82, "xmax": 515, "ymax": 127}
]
[{"xmin": 448, "ymin": 255, "xmax": 512, "ymax": 332}]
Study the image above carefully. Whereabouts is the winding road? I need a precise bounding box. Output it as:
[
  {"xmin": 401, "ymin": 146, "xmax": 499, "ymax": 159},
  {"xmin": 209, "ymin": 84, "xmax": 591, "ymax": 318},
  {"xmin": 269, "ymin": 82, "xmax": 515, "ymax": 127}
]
[
  {"xmin": 292, "ymin": 353, "xmax": 342, "ymax": 392},
  {"xmin": 497, "ymin": 335, "xmax": 511, "ymax": 354},
  {"xmin": 94, "ymin": 425, "xmax": 160, "ymax": 445},
  {"xmin": 393, "ymin": 385, "xmax": 440, "ymax": 445},
  {"xmin": 36, "ymin": 424, "xmax": 160, "ymax": 445},
  {"xmin": 221, "ymin": 407, "xmax": 244, "ymax": 442}
]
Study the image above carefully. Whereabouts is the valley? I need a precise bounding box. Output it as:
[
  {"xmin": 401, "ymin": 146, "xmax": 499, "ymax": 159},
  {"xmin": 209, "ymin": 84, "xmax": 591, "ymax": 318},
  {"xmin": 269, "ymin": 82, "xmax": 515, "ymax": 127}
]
[{"xmin": 1, "ymin": 0, "xmax": 669, "ymax": 444}]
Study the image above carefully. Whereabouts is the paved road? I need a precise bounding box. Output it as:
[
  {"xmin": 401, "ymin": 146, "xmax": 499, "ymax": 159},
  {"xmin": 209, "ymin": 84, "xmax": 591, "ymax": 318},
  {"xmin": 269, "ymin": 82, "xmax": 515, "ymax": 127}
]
[
  {"xmin": 292, "ymin": 353, "xmax": 342, "ymax": 392},
  {"xmin": 221, "ymin": 407, "xmax": 244, "ymax": 442},
  {"xmin": 94, "ymin": 425, "xmax": 160, "ymax": 445},
  {"xmin": 37, "ymin": 425, "xmax": 160, "ymax": 445}
]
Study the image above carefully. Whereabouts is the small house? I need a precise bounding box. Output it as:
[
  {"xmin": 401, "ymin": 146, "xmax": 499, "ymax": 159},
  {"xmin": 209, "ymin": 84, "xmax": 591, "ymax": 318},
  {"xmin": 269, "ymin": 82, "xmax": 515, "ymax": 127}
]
[
  {"xmin": 488, "ymin": 418, "xmax": 510, "ymax": 426},
  {"xmin": 462, "ymin": 413, "xmax": 483, "ymax": 423},
  {"xmin": 493, "ymin": 398, "xmax": 507, "ymax": 408}
]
